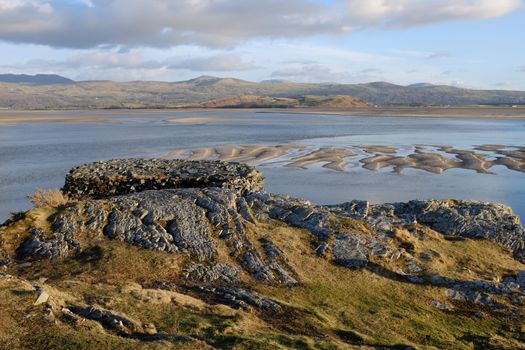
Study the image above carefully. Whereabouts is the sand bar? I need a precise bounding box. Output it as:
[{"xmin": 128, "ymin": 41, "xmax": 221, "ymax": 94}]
[
  {"xmin": 2, "ymin": 105, "xmax": 525, "ymax": 125},
  {"xmin": 162, "ymin": 144, "xmax": 525, "ymax": 174}
]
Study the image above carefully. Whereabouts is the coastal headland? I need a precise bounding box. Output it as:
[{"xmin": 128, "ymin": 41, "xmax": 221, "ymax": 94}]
[{"xmin": 1, "ymin": 159, "xmax": 525, "ymax": 349}]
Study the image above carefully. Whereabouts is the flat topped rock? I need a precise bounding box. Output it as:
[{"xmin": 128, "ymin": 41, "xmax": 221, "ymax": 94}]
[{"xmin": 63, "ymin": 159, "xmax": 264, "ymax": 199}]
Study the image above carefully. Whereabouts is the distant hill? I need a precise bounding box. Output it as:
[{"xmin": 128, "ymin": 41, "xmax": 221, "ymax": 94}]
[
  {"xmin": 196, "ymin": 95, "xmax": 369, "ymax": 109},
  {"xmin": 0, "ymin": 75, "xmax": 524, "ymax": 109},
  {"xmin": 406, "ymin": 83, "xmax": 435, "ymax": 89},
  {"xmin": 0, "ymin": 74, "xmax": 74, "ymax": 85},
  {"xmin": 297, "ymin": 95, "xmax": 370, "ymax": 108},
  {"xmin": 198, "ymin": 95, "xmax": 299, "ymax": 108}
]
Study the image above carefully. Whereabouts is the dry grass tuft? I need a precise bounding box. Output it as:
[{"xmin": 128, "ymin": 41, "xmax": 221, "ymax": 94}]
[{"xmin": 28, "ymin": 188, "xmax": 69, "ymax": 208}]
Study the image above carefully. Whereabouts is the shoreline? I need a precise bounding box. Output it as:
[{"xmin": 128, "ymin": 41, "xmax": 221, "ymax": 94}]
[{"xmin": 1, "ymin": 106, "xmax": 525, "ymax": 125}]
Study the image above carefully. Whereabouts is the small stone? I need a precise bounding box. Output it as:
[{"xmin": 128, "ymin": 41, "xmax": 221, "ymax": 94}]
[
  {"xmin": 0, "ymin": 259, "xmax": 9, "ymax": 269},
  {"xmin": 431, "ymin": 300, "xmax": 454, "ymax": 311},
  {"xmin": 315, "ymin": 242, "xmax": 328, "ymax": 256},
  {"xmin": 144, "ymin": 323, "xmax": 157, "ymax": 335},
  {"xmin": 405, "ymin": 260, "xmax": 425, "ymax": 274},
  {"xmin": 420, "ymin": 252, "xmax": 432, "ymax": 261},
  {"xmin": 34, "ymin": 290, "xmax": 50, "ymax": 306}
]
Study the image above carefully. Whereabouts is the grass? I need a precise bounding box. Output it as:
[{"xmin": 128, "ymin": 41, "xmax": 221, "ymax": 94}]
[
  {"xmin": 28, "ymin": 188, "xmax": 70, "ymax": 208},
  {"xmin": 1, "ymin": 209, "xmax": 525, "ymax": 349},
  {"xmin": 251, "ymin": 223, "xmax": 525, "ymax": 349}
]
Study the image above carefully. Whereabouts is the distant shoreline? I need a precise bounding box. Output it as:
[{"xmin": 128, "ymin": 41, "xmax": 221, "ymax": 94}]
[
  {"xmin": 255, "ymin": 106, "xmax": 525, "ymax": 119},
  {"xmin": 1, "ymin": 106, "xmax": 525, "ymax": 125}
]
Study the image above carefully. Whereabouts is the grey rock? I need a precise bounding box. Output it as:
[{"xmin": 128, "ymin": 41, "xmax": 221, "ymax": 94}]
[
  {"xmin": 405, "ymin": 260, "xmax": 425, "ymax": 274},
  {"xmin": 332, "ymin": 234, "xmax": 370, "ymax": 268},
  {"xmin": 192, "ymin": 286, "xmax": 282, "ymax": 312},
  {"xmin": 7, "ymin": 159, "xmax": 525, "ymax": 318},
  {"xmin": 16, "ymin": 186, "xmax": 300, "ymax": 285},
  {"xmin": 69, "ymin": 305, "xmax": 143, "ymax": 334},
  {"xmin": 34, "ymin": 288, "xmax": 50, "ymax": 306},
  {"xmin": 260, "ymin": 238, "xmax": 298, "ymax": 285},
  {"xmin": 419, "ymin": 252, "xmax": 432, "ymax": 261},
  {"xmin": 431, "ymin": 300, "xmax": 454, "ymax": 311},
  {"xmin": 371, "ymin": 200, "xmax": 525, "ymax": 261},
  {"xmin": 17, "ymin": 228, "xmax": 79, "ymax": 260},
  {"xmin": 241, "ymin": 250, "xmax": 278, "ymax": 283},
  {"xmin": 63, "ymin": 159, "xmax": 264, "ymax": 199},
  {"xmin": 245, "ymin": 193, "xmax": 336, "ymax": 240},
  {"xmin": 326, "ymin": 200, "xmax": 369, "ymax": 220},
  {"xmin": 0, "ymin": 258, "xmax": 9, "ymax": 269},
  {"xmin": 517, "ymin": 270, "xmax": 525, "ymax": 286},
  {"xmin": 314, "ymin": 242, "xmax": 329, "ymax": 256},
  {"xmin": 183, "ymin": 263, "xmax": 241, "ymax": 284}
]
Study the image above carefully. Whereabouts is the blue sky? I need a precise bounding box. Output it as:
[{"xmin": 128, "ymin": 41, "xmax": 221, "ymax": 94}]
[{"xmin": 0, "ymin": 0, "xmax": 524, "ymax": 89}]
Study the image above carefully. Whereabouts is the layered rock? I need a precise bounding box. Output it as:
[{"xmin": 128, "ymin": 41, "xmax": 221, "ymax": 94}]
[
  {"xmin": 63, "ymin": 159, "xmax": 265, "ymax": 199},
  {"xmin": 16, "ymin": 187, "xmax": 297, "ymax": 286}
]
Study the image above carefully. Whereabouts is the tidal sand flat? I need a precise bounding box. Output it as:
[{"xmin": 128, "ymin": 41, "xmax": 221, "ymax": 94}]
[
  {"xmin": 163, "ymin": 143, "xmax": 525, "ymax": 174},
  {"xmin": 1, "ymin": 110, "xmax": 525, "ymax": 222},
  {"xmin": 0, "ymin": 110, "xmax": 164, "ymax": 125},
  {"xmin": 285, "ymin": 147, "xmax": 358, "ymax": 171},
  {"xmin": 0, "ymin": 115, "xmax": 112, "ymax": 125},
  {"xmin": 163, "ymin": 144, "xmax": 306, "ymax": 164},
  {"xmin": 166, "ymin": 116, "xmax": 268, "ymax": 124},
  {"xmin": 261, "ymin": 106, "xmax": 525, "ymax": 119}
]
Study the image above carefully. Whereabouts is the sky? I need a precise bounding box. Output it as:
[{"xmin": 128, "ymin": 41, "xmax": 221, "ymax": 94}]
[{"xmin": 0, "ymin": 0, "xmax": 524, "ymax": 89}]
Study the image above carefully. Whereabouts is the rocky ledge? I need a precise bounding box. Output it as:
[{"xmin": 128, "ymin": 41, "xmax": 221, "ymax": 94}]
[
  {"xmin": 63, "ymin": 158, "xmax": 265, "ymax": 199},
  {"xmin": 1, "ymin": 159, "xmax": 525, "ymax": 349}
]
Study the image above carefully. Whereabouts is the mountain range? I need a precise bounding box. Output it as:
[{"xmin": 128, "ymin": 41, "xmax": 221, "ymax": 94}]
[
  {"xmin": 0, "ymin": 73, "xmax": 75, "ymax": 85},
  {"xmin": 0, "ymin": 74, "xmax": 524, "ymax": 109}
]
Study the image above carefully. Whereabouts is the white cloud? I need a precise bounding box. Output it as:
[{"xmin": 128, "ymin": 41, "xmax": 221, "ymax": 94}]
[
  {"xmin": 0, "ymin": 49, "xmax": 258, "ymax": 81},
  {"xmin": 271, "ymin": 65, "xmax": 353, "ymax": 82},
  {"xmin": 0, "ymin": 0, "xmax": 51, "ymax": 12},
  {"xmin": 0, "ymin": 0, "xmax": 520, "ymax": 48},
  {"xmin": 345, "ymin": 0, "xmax": 522, "ymax": 27}
]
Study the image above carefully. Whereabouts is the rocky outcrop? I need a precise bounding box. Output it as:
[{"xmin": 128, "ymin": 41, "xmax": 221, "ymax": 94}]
[
  {"xmin": 3, "ymin": 159, "xmax": 525, "ymax": 329},
  {"xmin": 63, "ymin": 159, "xmax": 265, "ymax": 199},
  {"xmin": 246, "ymin": 193, "xmax": 525, "ymax": 266},
  {"xmin": 68, "ymin": 305, "xmax": 144, "ymax": 334},
  {"xmin": 67, "ymin": 304, "xmax": 195, "ymax": 342},
  {"xmin": 14, "ymin": 159, "xmax": 525, "ymax": 274},
  {"xmin": 16, "ymin": 187, "xmax": 297, "ymax": 286},
  {"xmin": 4, "ymin": 158, "xmax": 525, "ymax": 349},
  {"xmin": 184, "ymin": 286, "xmax": 283, "ymax": 313},
  {"xmin": 331, "ymin": 199, "xmax": 525, "ymax": 262}
]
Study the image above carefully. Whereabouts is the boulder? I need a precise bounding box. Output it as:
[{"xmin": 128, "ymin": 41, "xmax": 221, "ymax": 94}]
[
  {"xmin": 63, "ymin": 159, "xmax": 265, "ymax": 199},
  {"xmin": 332, "ymin": 234, "xmax": 370, "ymax": 268}
]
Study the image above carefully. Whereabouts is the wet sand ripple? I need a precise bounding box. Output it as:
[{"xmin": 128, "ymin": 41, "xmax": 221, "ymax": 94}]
[{"xmin": 162, "ymin": 144, "xmax": 525, "ymax": 174}]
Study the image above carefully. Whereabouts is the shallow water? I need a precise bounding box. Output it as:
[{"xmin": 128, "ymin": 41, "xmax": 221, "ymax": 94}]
[{"xmin": 1, "ymin": 110, "xmax": 524, "ymax": 221}]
